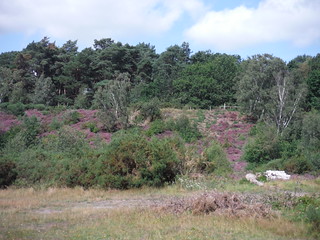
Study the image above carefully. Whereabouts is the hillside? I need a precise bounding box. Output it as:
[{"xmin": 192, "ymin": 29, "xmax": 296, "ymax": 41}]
[{"xmin": 1, "ymin": 108, "xmax": 252, "ymax": 176}]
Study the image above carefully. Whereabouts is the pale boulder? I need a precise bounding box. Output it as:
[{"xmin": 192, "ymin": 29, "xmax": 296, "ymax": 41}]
[
  {"xmin": 265, "ymin": 170, "xmax": 290, "ymax": 180},
  {"xmin": 245, "ymin": 173, "xmax": 264, "ymax": 186}
]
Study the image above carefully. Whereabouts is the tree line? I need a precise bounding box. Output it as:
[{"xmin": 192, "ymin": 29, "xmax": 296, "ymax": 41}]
[{"xmin": 1, "ymin": 37, "xmax": 319, "ymax": 133}]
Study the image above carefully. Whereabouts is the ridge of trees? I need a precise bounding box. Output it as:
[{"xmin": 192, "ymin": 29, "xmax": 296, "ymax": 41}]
[
  {"xmin": 0, "ymin": 37, "xmax": 320, "ymax": 188},
  {"xmin": 0, "ymin": 37, "xmax": 319, "ymax": 131}
]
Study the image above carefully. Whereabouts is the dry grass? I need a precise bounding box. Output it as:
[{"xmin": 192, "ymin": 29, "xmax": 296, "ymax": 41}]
[
  {"xmin": 0, "ymin": 185, "xmax": 191, "ymax": 210},
  {"xmin": 263, "ymin": 178, "xmax": 320, "ymax": 194},
  {"xmin": 158, "ymin": 191, "xmax": 272, "ymax": 218},
  {"xmin": 0, "ymin": 186, "xmax": 313, "ymax": 240},
  {"xmin": 0, "ymin": 206, "xmax": 307, "ymax": 240}
]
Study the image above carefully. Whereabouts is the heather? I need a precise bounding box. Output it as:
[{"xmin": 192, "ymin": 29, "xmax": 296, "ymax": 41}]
[{"xmin": 0, "ymin": 107, "xmax": 235, "ymax": 188}]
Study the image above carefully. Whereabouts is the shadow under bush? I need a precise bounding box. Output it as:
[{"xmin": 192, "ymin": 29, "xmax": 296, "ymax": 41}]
[{"xmin": 0, "ymin": 159, "xmax": 17, "ymax": 188}]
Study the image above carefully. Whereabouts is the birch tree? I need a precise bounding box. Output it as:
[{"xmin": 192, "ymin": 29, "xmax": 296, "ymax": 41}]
[
  {"xmin": 237, "ymin": 54, "xmax": 306, "ymax": 135},
  {"xmin": 93, "ymin": 73, "xmax": 131, "ymax": 129},
  {"xmin": 267, "ymin": 70, "xmax": 306, "ymax": 135},
  {"xmin": 236, "ymin": 54, "xmax": 284, "ymax": 120}
]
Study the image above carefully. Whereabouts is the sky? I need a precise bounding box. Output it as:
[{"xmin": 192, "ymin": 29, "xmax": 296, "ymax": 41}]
[{"xmin": 0, "ymin": 0, "xmax": 319, "ymax": 61}]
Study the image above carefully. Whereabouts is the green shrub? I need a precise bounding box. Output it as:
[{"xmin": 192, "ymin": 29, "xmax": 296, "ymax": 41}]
[
  {"xmin": 273, "ymin": 193, "xmax": 320, "ymax": 237},
  {"xmin": 82, "ymin": 122, "xmax": 100, "ymax": 133},
  {"xmin": 167, "ymin": 115, "xmax": 202, "ymax": 143},
  {"xmin": 74, "ymin": 92, "xmax": 91, "ymax": 109},
  {"xmin": 0, "ymin": 132, "xmax": 27, "ymax": 157},
  {"xmin": 27, "ymin": 104, "xmax": 47, "ymax": 111},
  {"xmin": 41, "ymin": 126, "xmax": 88, "ymax": 156},
  {"xmin": 95, "ymin": 130, "xmax": 182, "ymax": 189},
  {"xmin": 12, "ymin": 148, "xmax": 53, "ymax": 186},
  {"xmin": 21, "ymin": 116, "xmax": 41, "ymax": 147},
  {"xmin": 304, "ymin": 203, "xmax": 320, "ymax": 237},
  {"xmin": 9, "ymin": 128, "xmax": 92, "ymax": 187},
  {"xmin": 98, "ymin": 111, "xmax": 118, "ymax": 132},
  {"xmin": 1, "ymin": 102, "xmax": 26, "ymax": 116},
  {"xmin": 201, "ymin": 142, "xmax": 231, "ymax": 174},
  {"xmin": 308, "ymin": 152, "xmax": 320, "ymax": 172},
  {"xmin": 50, "ymin": 104, "xmax": 68, "ymax": 114},
  {"xmin": 301, "ymin": 111, "xmax": 320, "ymax": 151},
  {"xmin": 49, "ymin": 117, "xmax": 63, "ymax": 131},
  {"xmin": 264, "ymin": 158, "xmax": 285, "ymax": 170},
  {"xmin": 0, "ymin": 159, "xmax": 17, "ymax": 188},
  {"xmin": 63, "ymin": 110, "xmax": 81, "ymax": 125},
  {"xmin": 283, "ymin": 155, "xmax": 313, "ymax": 174},
  {"xmin": 2, "ymin": 116, "xmax": 41, "ymax": 150},
  {"xmin": 145, "ymin": 119, "xmax": 167, "ymax": 136},
  {"xmin": 243, "ymin": 124, "xmax": 281, "ymax": 163},
  {"xmin": 0, "ymin": 126, "xmax": 22, "ymax": 149},
  {"xmin": 139, "ymin": 98, "xmax": 162, "ymax": 121},
  {"xmin": 55, "ymin": 156, "xmax": 96, "ymax": 188}
]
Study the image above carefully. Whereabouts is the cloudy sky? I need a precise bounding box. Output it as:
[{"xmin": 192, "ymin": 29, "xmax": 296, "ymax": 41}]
[{"xmin": 0, "ymin": 0, "xmax": 319, "ymax": 61}]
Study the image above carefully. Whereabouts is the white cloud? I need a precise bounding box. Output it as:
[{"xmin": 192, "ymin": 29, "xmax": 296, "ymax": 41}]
[
  {"xmin": 185, "ymin": 0, "xmax": 320, "ymax": 51},
  {"xmin": 0, "ymin": 0, "xmax": 205, "ymax": 46}
]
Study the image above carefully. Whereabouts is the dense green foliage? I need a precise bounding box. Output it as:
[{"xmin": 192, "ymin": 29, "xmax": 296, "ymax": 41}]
[
  {"xmin": 244, "ymin": 113, "xmax": 320, "ymax": 174},
  {"xmin": 0, "ymin": 37, "xmax": 319, "ymax": 114},
  {"xmin": 0, "ymin": 37, "xmax": 319, "ymax": 188},
  {"xmin": 145, "ymin": 115, "xmax": 202, "ymax": 143},
  {"xmin": 95, "ymin": 130, "xmax": 183, "ymax": 188},
  {"xmin": 174, "ymin": 54, "xmax": 239, "ymax": 108},
  {"xmin": 202, "ymin": 143, "xmax": 231, "ymax": 174}
]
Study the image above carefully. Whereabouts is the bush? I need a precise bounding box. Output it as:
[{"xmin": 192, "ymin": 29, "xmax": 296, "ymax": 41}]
[
  {"xmin": 139, "ymin": 98, "xmax": 162, "ymax": 121},
  {"xmin": 0, "ymin": 126, "xmax": 22, "ymax": 149},
  {"xmin": 41, "ymin": 126, "xmax": 88, "ymax": 156},
  {"xmin": 74, "ymin": 92, "xmax": 91, "ymax": 109},
  {"xmin": 95, "ymin": 130, "xmax": 182, "ymax": 189},
  {"xmin": 305, "ymin": 205, "xmax": 320, "ymax": 236},
  {"xmin": 243, "ymin": 124, "xmax": 281, "ymax": 163},
  {"xmin": 283, "ymin": 155, "xmax": 313, "ymax": 174},
  {"xmin": 301, "ymin": 110, "xmax": 320, "ymax": 151},
  {"xmin": 49, "ymin": 117, "xmax": 63, "ymax": 131},
  {"xmin": 21, "ymin": 116, "xmax": 41, "ymax": 147},
  {"xmin": 82, "ymin": 121, "xmax": 100, "ymax": 133},
  {"xmin": 201, "ymin": 142, "xmax": 231, "ymax": 174},
  {"xmin": 98, "ymin": 111, "xmax": 119, "ymax": 132},
  {"xmin": 8, "ymin": 127, "xmax": 91, "ymax": 187},
  {"xmin": 27, "ymin": 104, "xmax": 47, "ymax": 111},
  {"xmin": 145, "ymin": 119, "xmax": 167, "ymax": 136},
  {"xmin": 294, "ymin": 195, "xmax": 320, "ymax": 237},
  {"xmin": 12, "ymin": 148, "xmax": 53, "ymax": 186},
  {"xmin": 0, "ymin": 102, "xmax": 26, "ymax": 116},
  {"xmin": 55, "ymin": 156, "xmax": 96, "ymax": 188},
  {"xmin": 0, "ymin": 159, "xmax": 17, "ymax": 188},
  {"xmin": 167, "ymin": 115, "xmax": 202, "ymax": 143},
  {"xmin": 63, "ymin": 110, "xmax": 81, "ymax": 125}
]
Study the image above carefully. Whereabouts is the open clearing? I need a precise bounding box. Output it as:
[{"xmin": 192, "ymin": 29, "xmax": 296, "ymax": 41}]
[{"xmin": 1, "ymin": 179, "xmax": 319, "ymax": 240}]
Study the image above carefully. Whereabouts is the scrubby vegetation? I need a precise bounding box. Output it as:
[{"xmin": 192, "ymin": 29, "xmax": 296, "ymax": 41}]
[{"xmin": 0, "ymin": 37, "xmax": 319, "ymax": 239}]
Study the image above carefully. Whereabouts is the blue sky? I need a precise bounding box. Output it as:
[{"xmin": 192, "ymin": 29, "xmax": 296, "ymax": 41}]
[{"xmin": 0, "ymin": 0, "xmax": 319, "ymax": 61}]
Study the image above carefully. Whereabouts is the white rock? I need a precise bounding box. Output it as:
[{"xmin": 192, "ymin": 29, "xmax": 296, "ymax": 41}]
[
  {"xmin": 245, "ymin": 173, "xmax": 264, "ymax": 186},
  {"xmin": 265, "ymin": 170, "xmax": 290, "ymax": 180}
]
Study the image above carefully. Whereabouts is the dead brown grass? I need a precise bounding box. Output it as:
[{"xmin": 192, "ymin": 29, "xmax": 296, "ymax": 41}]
[{"xmin": 159, "ymin": 191, "xmax": 273, "ymax": 218}]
